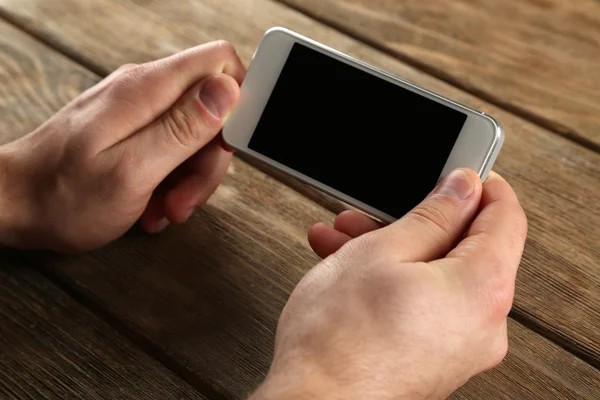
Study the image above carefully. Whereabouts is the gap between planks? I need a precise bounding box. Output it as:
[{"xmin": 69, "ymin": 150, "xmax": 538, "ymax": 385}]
[
  {"xmin": 510, "ymin": 308, "xmax": 599, "ymax": 370},
  {"xmin": 0, "ymin": 6, "xmax": 597, "ymax": 373},
  {"xmin": 0, "ymin": 7, "xmax": 109, "ymax": 78},
  {"xmin": 1, "ymin": 1, "xmax": 598, "ymax": 156}
]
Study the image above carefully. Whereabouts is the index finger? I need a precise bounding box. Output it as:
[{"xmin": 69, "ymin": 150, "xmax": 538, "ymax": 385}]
[
  {"xmin": 126, "ymin": 40, "xmax": 245, "ymax": 129},
  {"xmin": 91, "ymin": 41, "xmax": 246, "ymax": 150},
  {"xmin": 152, "ymin": 40, "xmax": 246, "ymax": 88},
  {"xmin": 434, "ymin": 172, "xmax": 528, "ymax": 286}
]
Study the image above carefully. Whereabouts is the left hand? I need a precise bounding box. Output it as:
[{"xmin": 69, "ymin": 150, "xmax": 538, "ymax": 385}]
[{"xmin": 0, "ymin": 41, "xmax": 245, "ymax": 252}]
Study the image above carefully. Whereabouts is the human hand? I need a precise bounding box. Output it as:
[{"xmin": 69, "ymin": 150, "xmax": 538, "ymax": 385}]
[
  {"xmin": 0, "ymin": 41, "xmax": 245, "ymax": 252},
  {"xmin": 252, "ymin": 169, "xmax": 527, "ymax": 400}
]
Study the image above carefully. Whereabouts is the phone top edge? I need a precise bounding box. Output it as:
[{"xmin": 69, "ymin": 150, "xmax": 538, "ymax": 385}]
[
  {"xmin": 260, "ymin": 27, "xmax": 493, "ymax": 120},
  {"xmin": 263, "ymin": 26, "xmax": 293, "ymax": 36}
]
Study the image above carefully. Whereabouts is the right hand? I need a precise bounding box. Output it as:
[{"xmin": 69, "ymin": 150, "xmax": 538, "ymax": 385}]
[{"xmin": 252, "ymin": 169, "xmax": 527, "ymax": 400}]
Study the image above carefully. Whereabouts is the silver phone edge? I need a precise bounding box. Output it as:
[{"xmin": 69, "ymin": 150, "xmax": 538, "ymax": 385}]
[{"xmin": 239, "ymin": 26, "xmax": 505, "ymax": 223}]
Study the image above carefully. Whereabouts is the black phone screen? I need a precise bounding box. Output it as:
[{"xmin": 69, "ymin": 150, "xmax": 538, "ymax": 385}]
[{"xmin": 248, "ymin": 43, "xmax": 467, "ymax": 219}]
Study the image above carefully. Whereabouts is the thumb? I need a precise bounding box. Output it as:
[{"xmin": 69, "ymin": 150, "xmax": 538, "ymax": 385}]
[
  {"xmin": 123, "ymin": 73, "xmax": 240, "ymax": 184},
  {"xmin": 379, "ymin": 168, "xmax": 482, "ymax": 262}
]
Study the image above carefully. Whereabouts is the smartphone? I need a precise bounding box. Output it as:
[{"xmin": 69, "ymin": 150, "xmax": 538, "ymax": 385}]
[{"xmin": 223, "ymin": 27, "xmax": 504, "ymax": 222}]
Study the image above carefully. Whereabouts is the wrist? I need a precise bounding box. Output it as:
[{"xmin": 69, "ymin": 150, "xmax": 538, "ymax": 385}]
[
  {"xmin": 250, "ymin": 371, "xmax": 338, "ymax": 400},
  {"xmin": 249, "ymin": 354, "xmax": 432, "ymax": 400},
  {"xmin": 249, "ymin": 357, "xmax": 359, "ymax": 400}
]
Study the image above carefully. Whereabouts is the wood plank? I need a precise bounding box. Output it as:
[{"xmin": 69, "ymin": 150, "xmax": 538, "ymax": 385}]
[
  {"xmin": 0, "ymin": 29, "xmax": 98, "ymax": 145},
  {"xmin": 277, "ymin": 0, "xmax": 600, "ymax": 149},
  {"xmin": 0, "ymin": 14, "xmax": 598, "ymax": 400},
  {"xmin": 1, "ymin": 0, "xmax": 598, "ymax": 363},
  {"xmin": 25, "ymin": 226, "xmax": 600, "ymax": 400},
  {"xmin": 0, "ymin": 252, "xmax": 206, "ymax": 399}
]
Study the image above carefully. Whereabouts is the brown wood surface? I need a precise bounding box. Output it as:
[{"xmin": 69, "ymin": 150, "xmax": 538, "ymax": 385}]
[
  {"xmin": 0, "ymin": 252, "xmax": 205, "ymax": 399},
  {"xmin": 277, "ymin": 0, "xmax": 600, "ymax": 149},
  {"xmin": 0, "ymin": 11, "xmax": 599, "ymax": 400},
  {"xmin": 23, "ymin": 249, "xmax": 600, "ymax": 400},
  {"xmin": 1, "ymin": 0, "xmax": 598, "ymax": 363}
]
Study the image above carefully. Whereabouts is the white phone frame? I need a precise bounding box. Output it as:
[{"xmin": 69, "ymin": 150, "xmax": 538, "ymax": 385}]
[{"xmin": 223, "ymin": 27, "xmax": 504, "ymax": 222}]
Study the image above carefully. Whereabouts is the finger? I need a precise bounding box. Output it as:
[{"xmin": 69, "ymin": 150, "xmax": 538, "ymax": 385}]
[
  {"xmin": 378, "ymin": 168, "xmax": 483, "ymax": 262},
  {"xmin": 436, "ymin": 172, "xmax": 527, "ymax": 285},
  {"xmin": 91, "ymin": 41, "xmax": 245, "ymax": 150},
  {"xmin": 138, "ymin": 134, "xmax": 231, "ymax": 230},
  {"xmin": 139, "ymin": 192, "xmax": 170, "ymax": 234},
  {"xmin": 164, "ymin": 138, "xmax": 232, "ymax": 224},
  {"xmin": 138, "ymin": 163, "xmax": 188, "ymax": 233},
  {"xmin": 120, "ymin": 74, "xmax": 239, "ymax": 185},
  {"xmin": 334, "ymin": 210, "xmax": 384, "ymax": 238},
  {"xmin": 157, "ymin": 40, "xmax": 246, "ymax": 86},
  {"xmin": 308, "ymin": 223, "xmax": 353, "ymax": 259}
]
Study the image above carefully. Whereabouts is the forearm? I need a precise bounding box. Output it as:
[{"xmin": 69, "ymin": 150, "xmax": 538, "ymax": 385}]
[
  {"xmin": 0, "ymin": 143, "xmax": 31, "ymax": 248},
  {"xmin": 0, "ymin": 145, "xmax": 16, "ymax": 246}
]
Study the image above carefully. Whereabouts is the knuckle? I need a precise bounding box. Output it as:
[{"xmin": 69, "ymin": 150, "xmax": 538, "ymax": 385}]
[
  {"xmin": 215, "ymin": 39, "xmax": 236, "ymax": 56},
  {"xmin": 488, "ymin": 328, "xmax": 509, "ymax": 368},
  {"xmin": 488, "ymin": 280, "xmax": 515, "ymax": 320},
  {"xmin": 118, "ymin": 63, "xmax": 146, "ymax": 79},
  {"xmin": 514, "ymin": 205, "xmax": 529, "ymax": 242},
  {"xmin": 409, "ymin": 200, "xmax": 454, "ymax": 237},
  {"xmin": 465, "ymin": 233, "xmax": 517, "ymax": 322},
  {"xmin": 481, "ymin": 260, "xmax": 515, "ymax": 320},
  {"xmin": 106, "ymin": 70, "xmax": 139, "ymax": 99},
  {"xmin": 116, "ymin": 63, "xmax": 139, "ymax": 73},
  {"xmin": 108, "ymin": 64, "xmax": 150, "ymax": 92},
  {"xmin": 162, "ymin": 107, "xmax": 206, "ymax": 148}
]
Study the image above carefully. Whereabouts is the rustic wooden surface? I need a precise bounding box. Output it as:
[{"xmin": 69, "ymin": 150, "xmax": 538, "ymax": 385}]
[
  {"xmin": 1, "ymin": 0, "xmax": 598, "ymax": 363},
  {"xmin": 0, "ymin": 252, "xmax": 206, "ymax": 399},
  {"xmin": 278, "ymin": 0, "xmax": 600, "ymax": 149},
  {"xmin": 0, "ymin": 1, "xmax": 598, "ymax": 399}
]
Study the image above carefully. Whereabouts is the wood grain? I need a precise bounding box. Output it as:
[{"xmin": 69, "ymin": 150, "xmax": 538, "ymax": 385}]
[
  {"xmin": 277, "ymin": 0, "xmax": 600, "ymax": 149},
  {"xmin": 1, "ymin": 0, "xmax": 598, "ymax": 363},
  {"xmin": 0, "ymin": 30, "xmax": 98, "ymax": 145},
  {"xmin": 26, "ymin": 216, "xmax": 600, "ymax": 399},
  {"xmin": 0, "ymin": 16, "xmax": 599, "ymax": 400},
  {"xmin": 0, "ymin": 252, "xmax": 205, "ymax": 399}
]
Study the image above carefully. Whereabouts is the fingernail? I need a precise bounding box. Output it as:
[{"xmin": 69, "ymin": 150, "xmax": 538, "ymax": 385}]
[
  {"xmin": 155, "ymin": 217, "xmax": 170, "ymax": 232},
  {"xmin": 434, "ymin": 169, "xmax": 475, "ymax": 200},
  {"xmin": 199, "ymin": 76, "xmax": 235, "ymax": 119}
]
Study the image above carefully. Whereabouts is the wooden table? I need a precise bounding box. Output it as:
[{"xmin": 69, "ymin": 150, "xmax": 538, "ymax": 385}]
[{"xmin": 0, "ymin": 0, "xmax": 598, "ymax": 398}]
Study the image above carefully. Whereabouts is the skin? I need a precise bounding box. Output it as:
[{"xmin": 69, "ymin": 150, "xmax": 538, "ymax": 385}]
[
  {"xmin": 0, "ymin": 40, "xmax": 245, "ymax": 252},
  {"xmin": 253, "ymin": 169, "xmax": 527, "ymax": 399},
  {"xmin": 0, "ymin": 41, "xmax": 528, "ymax": 399}
]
